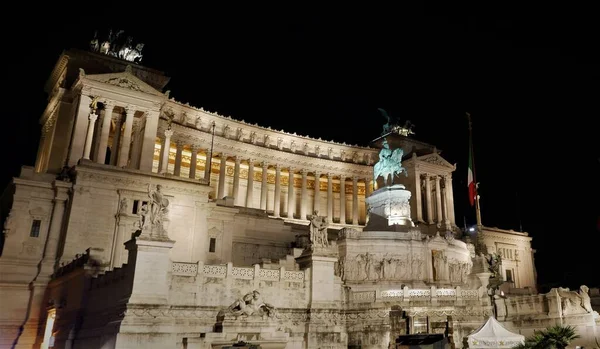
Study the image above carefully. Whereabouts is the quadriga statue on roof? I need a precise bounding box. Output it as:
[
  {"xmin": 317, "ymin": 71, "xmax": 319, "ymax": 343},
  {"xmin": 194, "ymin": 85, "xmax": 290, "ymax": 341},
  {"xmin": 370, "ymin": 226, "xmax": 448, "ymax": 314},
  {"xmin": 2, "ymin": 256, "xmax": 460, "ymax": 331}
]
[{"xmin": 373, "ymin": 138, "xmax": 407, "ymax": 187}]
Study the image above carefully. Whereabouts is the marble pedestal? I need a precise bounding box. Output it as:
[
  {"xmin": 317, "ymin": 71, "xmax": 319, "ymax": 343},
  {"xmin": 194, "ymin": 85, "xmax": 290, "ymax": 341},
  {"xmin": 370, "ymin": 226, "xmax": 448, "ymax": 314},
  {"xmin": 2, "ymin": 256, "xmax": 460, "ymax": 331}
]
[
  {"xmin": 205, "ymin": 316, "xmax": 288, "ymax": 349},
  {"xmin": 364, "ymin": 184, "xmax": 414, "ymax": 231}
]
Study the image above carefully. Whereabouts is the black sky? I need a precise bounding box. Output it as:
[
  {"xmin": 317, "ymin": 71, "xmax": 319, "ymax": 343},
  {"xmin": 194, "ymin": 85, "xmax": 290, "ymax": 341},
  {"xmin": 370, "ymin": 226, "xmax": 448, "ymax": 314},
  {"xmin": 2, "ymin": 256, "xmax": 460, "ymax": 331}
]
[{"xmin": 2, "ymin": 6, "xmax": 598, "ymax": 288}]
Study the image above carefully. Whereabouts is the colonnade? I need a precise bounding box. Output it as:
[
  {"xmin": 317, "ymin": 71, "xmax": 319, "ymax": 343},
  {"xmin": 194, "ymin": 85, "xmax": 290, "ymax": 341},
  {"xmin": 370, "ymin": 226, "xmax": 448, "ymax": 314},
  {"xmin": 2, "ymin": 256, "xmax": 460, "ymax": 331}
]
[{"xmin": 155, "ymin": 130, "xmax": 371, "ymax": 225}]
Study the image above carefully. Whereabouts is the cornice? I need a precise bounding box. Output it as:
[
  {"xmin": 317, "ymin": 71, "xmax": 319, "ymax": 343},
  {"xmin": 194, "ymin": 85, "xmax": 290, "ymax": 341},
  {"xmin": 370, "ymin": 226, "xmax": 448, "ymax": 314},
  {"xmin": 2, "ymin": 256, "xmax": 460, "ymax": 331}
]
[
  {"xmin": 161, "ymin": 99, "xmax": 380, "ymax": 157},
  {"xmin": 162, "ymin": 122, "xmax": 375, "ymax": 178}
]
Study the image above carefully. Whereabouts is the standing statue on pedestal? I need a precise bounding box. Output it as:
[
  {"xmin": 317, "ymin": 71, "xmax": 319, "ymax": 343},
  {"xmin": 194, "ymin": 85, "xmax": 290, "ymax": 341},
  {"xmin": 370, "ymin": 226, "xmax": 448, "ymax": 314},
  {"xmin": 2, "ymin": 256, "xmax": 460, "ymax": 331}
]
[
  {"xmin": 308, "ymin": 210, "xmax": 329, "ymax": 248},
  {"xmin": 373, "ymin": 138, "xmax": 408, "ymax": 187},
  {"xmin": 136, "ymin": 184, "xmax": 170, "ymax": 240}
]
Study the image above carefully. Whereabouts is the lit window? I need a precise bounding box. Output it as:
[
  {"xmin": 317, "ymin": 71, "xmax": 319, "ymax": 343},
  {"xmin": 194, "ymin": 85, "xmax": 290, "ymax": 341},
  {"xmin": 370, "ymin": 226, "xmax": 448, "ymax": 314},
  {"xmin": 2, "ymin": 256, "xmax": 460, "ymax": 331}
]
[{"xmin": 30, "ymin": 219, "xmax": 42, "ymax": 238}]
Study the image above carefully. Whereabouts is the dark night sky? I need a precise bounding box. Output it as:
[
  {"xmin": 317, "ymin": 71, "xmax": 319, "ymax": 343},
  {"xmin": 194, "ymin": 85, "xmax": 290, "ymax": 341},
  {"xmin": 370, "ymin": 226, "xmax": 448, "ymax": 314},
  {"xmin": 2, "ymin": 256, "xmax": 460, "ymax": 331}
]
[{"xmin": 2, "ymin": 6, "xmax": 598, "ymax": 288}]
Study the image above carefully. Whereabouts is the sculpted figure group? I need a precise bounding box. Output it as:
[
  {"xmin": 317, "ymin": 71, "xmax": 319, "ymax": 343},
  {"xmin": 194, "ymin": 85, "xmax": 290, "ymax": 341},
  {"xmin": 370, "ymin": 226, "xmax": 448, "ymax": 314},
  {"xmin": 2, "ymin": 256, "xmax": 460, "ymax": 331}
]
[
  {"xmin": 308, "ymin": 211, "xmax": 329, "ymax": 248},
  {"xmin": 219, "ymin": 290, "xmax": 276, "ymax": 319}
]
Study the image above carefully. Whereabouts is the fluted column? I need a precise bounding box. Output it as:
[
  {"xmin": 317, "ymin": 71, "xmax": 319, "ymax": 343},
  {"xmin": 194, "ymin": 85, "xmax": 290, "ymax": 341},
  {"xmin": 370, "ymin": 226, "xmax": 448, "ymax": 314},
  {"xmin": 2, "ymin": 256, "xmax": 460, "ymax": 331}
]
[
  {"xmin": 274, "ymin": 165, "xmax": 281, "ymax": 217},
  {"xmin": 364, "ymin": 179, "xmax": 371, "ymax": 224},
  {"xmin": 287, "ymin": 167, "xmax": 295, "ymax": 218},
  {"xmin": 189, "ymin": 146, "xmax": 198, "ymax": 179},
  {"xmin": 217, "ymin": 153, "xmax": 227, "ymax": 199},
  {"xmin": 445, "ymin": 175, "xmax": 455, "ymax": 225},
  {"xmin": 441, "ymin": 181, "xmax": 450, "ymax": 226},
  {"xmin": 339, "ymin": 175, "xmax": 346, "ymax": 224},
  {"xmin": 260, "ymin": 162, "xmax": 268, "ymax": 210},
  {"xmin": 435, "ymin": 175, "xmax": 443, "ymax": 224},
  {"xmin": 300, "ymin": 169, "xmax": 308, "ymax": 219},
  {"xmin": 110, "ymin": 114, "xmax": 123, "ymax": 166},
  {"xmin": 204, "ymin": 151, "xmax": 212, "ymax": 181},
  {"xmin": 96, "ymin": 103, "xmax": 113, "ymax": 164},
  {"xmin": 246, "ymin": 159, "xmax": 255, "ymax": 208},
  {"xmin": 118, "ymin": 107, "xmax": 134, "ymax": 167},
  {"xmin": 352, "ymin": 176, "xmax": 359, "ymax": 225},
  {"xmin": 232, "ymin": 157, "xmax": 241, "ymax": 204},
  {"xmin": 139, "ymin": 109, "xmax": 160, "ymax": 172},
  {"xmin": 173, "ymin": 142, "xmax": 184, "ymax": 176},
  {"xmin": 425, "ymin": 175, "xmax": 433, "ymax": 224},
  {"xmin": 327, "ymin": 173, "xmax": 333, "ymax": 223},
  {"xmin": 83, "ymin": 112, "xmax": 98, "ymax": 160},
  {"xmin": 159, "ymin": 129, "xmax": 173, "ymax": 174},
  {"xmin": 414, "ymin": 168, "xmax": 423, "ymax": 222},
  {"xmin": 313, "ymin": 171, "xmax": 321, "ymax": 214}
]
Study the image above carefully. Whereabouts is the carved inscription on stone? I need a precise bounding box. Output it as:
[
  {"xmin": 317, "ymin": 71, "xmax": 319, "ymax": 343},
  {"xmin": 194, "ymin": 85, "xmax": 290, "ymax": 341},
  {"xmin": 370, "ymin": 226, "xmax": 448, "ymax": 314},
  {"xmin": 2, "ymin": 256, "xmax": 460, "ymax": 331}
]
[{"xmin": 232, "ymin": 242, "xmax": 291, "ymax": 267}]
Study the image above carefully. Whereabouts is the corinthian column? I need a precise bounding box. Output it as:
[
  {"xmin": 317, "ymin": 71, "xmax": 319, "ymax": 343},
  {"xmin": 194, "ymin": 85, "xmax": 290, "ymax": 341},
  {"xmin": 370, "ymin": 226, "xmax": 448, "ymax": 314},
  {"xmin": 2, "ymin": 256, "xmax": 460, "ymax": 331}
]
[
  {"xmin": 287, "ymin": 167, "xmax": 295, "ymax": 218},
  {"xmin": 327, "ymin": 173, "xmax": 333, "ymax": 223},
  {"xmin": 274, "ymin": 165, "xmax": 281, "ymax": 217},
  {"xmin": 189, "ymin": 146, "xmax": 198, "ymax": 179},
  {"xmin": 96, "ymin": 103, "xmax": 113, "ymax": 164},
  {"xmin": 246, "ymin": 159, "xmax": 255, "ymax": 208},
  {"xmin": 300, "ymin": 169, "xmax": 308, "ymax": 219},
  {"xmin": 352, "ymin": 176, "xmax": 359, "ymax": 225},
  {"xmin": 313, "ymin": 171, "xmax": 321, "ymax": 214},
  {"xmin": 339, "ymin": 175, "xmax": 346, "ymax": 224},
  {"xmin": 217, "ymin": 153, "xmax": 227, "ymax": 199},
  {"xmin": 435, "ymin": 175, "xmax": 443, "ymax": 224},
  {"xmin": 159, "ymin": 129, "xmax": 173, "ymax": 174},
  {"xmin": 445, "ymin": 175, "xmax": 455, "ymax": 225},
  {"xmin": 83, "ymin": 112, "xmax": 98, "ymax": 160},
  {"xmin": 118, "ymin": 107, "xmax": 134, "ymax": 167},
  {"xmin": 425, "ymin": 175, "xmax": 433, "ymax": 224},
  {"xmin": 232, "ymin": 157, "xmax": 241, "ymax": 205},
  {"xmin": 203, "ymin": 151, "xmax": 212, "ymax": 181},
  {"xmin": 260, "ymin": 162, "xmax": 268, "ymax": 210},
  {"xmin": 173, "ymin": 142, "xmax": 184, "ymax": 176}
]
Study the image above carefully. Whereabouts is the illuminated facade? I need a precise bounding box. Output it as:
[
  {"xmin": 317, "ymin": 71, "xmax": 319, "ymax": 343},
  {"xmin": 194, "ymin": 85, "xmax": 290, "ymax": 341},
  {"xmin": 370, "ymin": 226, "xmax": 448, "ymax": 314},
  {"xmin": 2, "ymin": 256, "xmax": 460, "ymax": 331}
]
[{"xmin": 0, "ymin": 48, "xmax": 597, "ymax": 349}]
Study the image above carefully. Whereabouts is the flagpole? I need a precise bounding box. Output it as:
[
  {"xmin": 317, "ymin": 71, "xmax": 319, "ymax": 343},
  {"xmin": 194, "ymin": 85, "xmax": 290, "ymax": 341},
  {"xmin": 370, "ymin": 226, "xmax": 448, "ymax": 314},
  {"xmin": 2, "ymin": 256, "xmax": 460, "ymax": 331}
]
[{"xmin": 467, "ymin": 113, "xmax": 483, "ymax": 230}]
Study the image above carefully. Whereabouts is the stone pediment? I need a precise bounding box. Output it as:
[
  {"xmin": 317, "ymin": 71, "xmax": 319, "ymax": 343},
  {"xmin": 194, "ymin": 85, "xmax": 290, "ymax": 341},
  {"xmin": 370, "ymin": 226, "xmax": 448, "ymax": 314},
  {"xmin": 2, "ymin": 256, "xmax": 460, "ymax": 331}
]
[
  {"xmin": 417, "ymin": 153, "xmax": 455, "ymax": 169},
  {"xmin": 83, "ymin": 66, "xmax": 164, "ymax": 96}
]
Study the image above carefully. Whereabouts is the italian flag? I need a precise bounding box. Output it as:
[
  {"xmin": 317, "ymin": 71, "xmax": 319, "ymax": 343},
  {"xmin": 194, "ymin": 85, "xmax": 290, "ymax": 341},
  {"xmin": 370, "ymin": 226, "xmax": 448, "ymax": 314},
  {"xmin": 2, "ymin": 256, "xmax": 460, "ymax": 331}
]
[{"xmin": 468, "ymin": 136, "xmax": 476, "ymax": 207}]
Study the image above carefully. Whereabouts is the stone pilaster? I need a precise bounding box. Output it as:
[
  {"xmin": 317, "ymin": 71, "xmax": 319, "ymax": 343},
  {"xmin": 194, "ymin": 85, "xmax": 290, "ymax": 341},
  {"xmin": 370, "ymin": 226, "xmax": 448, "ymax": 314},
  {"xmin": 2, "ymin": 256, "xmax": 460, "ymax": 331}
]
[
  {"xmin": 118, "ymin": 107, "xmax": 134, "ymax": 167},
  {"xmin": 139, "ymin": 109, "xmax": 160, "ymax": 172},
  {"xmin": 339, "ymin": 175, "xmax": 346, "ymax": 224},
  {"xmin": 300, "ymin": 169, "xmax": 308, "ymax": 219},
  {"xmin": 159, "ymin": 129, "xmax": 173, "ymax": 174},
  {"xmin": 189, "ymin": 146, "xmax": 198, "ymax": 179},
  {"xmin": 287, "ymin": 167, "xmax": 295, "ymax": 218},
  {"xmin": 327, "ymin": 173, "xmax": 333, "ymax": 223},
  {"xmin": 352, "ymin": 176, "xmax": 358, "ymax": 225},
  {"xmin": 260, "ymin": 162, "xmax": 268, "ymax": 210},
  {"xmin": 96, "ymin": 103, "xmax": 113, "ymax": 164},
  {"xmin": 173, "ymin": 142, "xmax": 184, "ymax": 176},
  {"xmin": 232, "ymin": 157, "xmax": 241, "ymax": 205},
  {"xmin": 217, "ymin": 153, "xmax": 228, "ymax": 199},
  {"xmin": 82, "ymin": 112, "xmax": 98, "ymax": 160},
  {"xmin": 274, "ymin": 165, "xmax": 281, "ymax": 217},
  {"xmin": 246, "ymin": 159, "xmax": 255, "ymax": 208}
]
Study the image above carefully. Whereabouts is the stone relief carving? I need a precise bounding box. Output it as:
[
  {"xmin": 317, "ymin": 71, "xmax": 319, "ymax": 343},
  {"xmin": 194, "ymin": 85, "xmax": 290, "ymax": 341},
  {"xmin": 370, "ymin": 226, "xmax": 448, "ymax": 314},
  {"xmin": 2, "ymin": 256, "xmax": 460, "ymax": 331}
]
[
  {"xmin": 194, "ymin": 116, "xmax": 202, "ymax": 129},
  {"xmin": 343, "ymin": 252, "xmax": 425, "ymax": 282},
  {"xmin": 303, "ymin": 143, "xmax": 309, "ymax": 154},
  {"xmin": 328, "ymin": 147, "xmax": 333, "ymax": 159},
  {"xmin": 117, "ymin": 197, "xmax": 128, "ymax": 214},
  {"xmin": 308, "ymin": 210, "xmax": 329, "ymax": 248},
  {"xmin": 422, "ymin": 155, "xmax": 448, "ymax": 167},
  {"xmin": 340, "ymin": 149, "xmax": 346, "ymax": 161},
  {"xmin": 448, "ymin": 259, "xmax": 472, "ymax": 283},
  {"xmin": 433, "ymin": 250, "xmax": 448, "ymax": 281},
  {"xmin": 277, "ymin": 137, "xmax": 283, "ymax": 150},
  {"xmin": 352, "ymin": 151, "xmax": 359, "ymax": 163},
  {"xmin": 2, "ymin": 210, "xmax": 16, "ymax": 236},
  {"xmin": 290, "ymin": 140, "xmax": 296, "ymax": 152},
  {"xmin": 263, "ymin": 135, "xmax": 271, "ymax": 147},
  {"xmin": 249, "ymin": 131, "xmax": 257, "ymax": 144},
  {"xmin": 315, "ymin": 145, "xmax": 321, "ymax": 156},
  {"xmin": 218, "ymin": 290, "xmax": 276, "ymax": 318}
]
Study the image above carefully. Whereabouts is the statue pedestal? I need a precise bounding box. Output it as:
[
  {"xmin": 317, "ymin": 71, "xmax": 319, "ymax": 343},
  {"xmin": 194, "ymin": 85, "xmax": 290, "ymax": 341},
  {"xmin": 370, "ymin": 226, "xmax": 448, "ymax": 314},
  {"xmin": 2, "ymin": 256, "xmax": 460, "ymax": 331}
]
[
  {"xmin": 296, "ymin": 247, "xmax": 340, "ymax": 307},
  {"xmin": 364, "ymin": 184, "xmax": 414, "ymax": 231},
  {"xmin": 207, "ymin": 316, "xmax": 288, "ymax": 349}
]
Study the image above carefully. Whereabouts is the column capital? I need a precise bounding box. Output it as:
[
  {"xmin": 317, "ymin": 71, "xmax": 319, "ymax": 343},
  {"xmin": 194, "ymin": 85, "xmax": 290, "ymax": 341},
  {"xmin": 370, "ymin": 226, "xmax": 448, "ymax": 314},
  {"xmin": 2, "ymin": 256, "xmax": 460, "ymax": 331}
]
[
  {"xmin": 234, "ymin": 156, "xmax": 241, "ymax": 164},
  {"xmin": 164, "ymin": 129, "xmax": 174, "ymax": 138},
  {"xmin": 300, "ymin": 168, "xmax": 309, "ymax": 175},
  {"xmin": 189, "ymin": 144, "xmax": 199, "ymax": 153},
  {"xmin": 175, "ymin": 141, "xmax": 184, "ymax": 149},
  {"xmin": 88, "ymin": 113, "xmax": 98, "ymax": 122},
  {"xmin": 339, "ymin": 174, "xmax": 346, "ymax": 180},
  {"xmin": 288, "ymin": 166, "xmax": 295, "ymax": 173},
  {"xmin": 220, "ymin": 152, "xmax": 228, "ymax": 159},
  {"xmin": 104, "ymin": 100, "xmax": 114, "ymax": 109},
  {"xmin": 123, "ymin": 105, "xmax": 136, "ymax": 114},
  {"xmin": 275, "ymin": 164, "xmax": 282, "ymax": 170},
  {"xmin": 352, "ymin": 175, "xmax": 359, "ymax": 182},
  {"xmin": 261, "ymin": 161, "xmax": 268, "ymax": 169},
  {"xmin": 327, "ymin": 172, "xmax": 334, "ymax": 178},
  {"xmin": 247, "ymin": 158, "xmax": 255, "ymax": 164}
]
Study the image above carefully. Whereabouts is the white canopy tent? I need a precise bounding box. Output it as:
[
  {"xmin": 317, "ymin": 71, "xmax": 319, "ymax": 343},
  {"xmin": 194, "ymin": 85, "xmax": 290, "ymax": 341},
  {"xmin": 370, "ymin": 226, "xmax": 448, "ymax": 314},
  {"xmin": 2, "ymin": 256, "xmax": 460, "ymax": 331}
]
[{"xmin": 467, "ymin": 316, "xmax": 525, "ymax": 349}]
